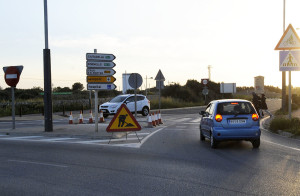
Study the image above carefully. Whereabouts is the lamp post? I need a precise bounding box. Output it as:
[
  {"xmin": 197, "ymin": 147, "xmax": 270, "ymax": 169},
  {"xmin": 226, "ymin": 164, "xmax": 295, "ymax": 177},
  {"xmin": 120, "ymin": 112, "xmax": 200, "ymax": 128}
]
[
  {"xmin": 145, "ymin": 76, "xmax": 153, "ymax": 97},
  {"xmin": 43, "ymin": 0, "xmax": 53, "ymax": 132}
]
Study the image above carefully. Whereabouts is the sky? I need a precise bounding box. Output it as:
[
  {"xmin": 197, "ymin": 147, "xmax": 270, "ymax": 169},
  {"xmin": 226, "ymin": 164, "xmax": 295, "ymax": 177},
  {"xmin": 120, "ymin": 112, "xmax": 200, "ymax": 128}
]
[{"xmin": 1, "ymin": 0, "xmax": 300, "ymax": 91}]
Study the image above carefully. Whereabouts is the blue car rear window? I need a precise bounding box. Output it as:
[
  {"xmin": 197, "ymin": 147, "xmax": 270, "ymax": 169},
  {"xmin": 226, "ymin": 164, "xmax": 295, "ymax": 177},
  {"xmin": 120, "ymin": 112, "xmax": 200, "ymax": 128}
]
[{"xmin": 217, "ymin": 102, "xmax": 255, "ymax": 115}]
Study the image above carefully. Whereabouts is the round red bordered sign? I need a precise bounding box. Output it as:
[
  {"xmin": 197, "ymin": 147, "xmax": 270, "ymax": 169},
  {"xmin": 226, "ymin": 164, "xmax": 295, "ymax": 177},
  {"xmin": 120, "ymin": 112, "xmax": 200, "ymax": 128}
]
[{"xmin": 4, "ymin": 66, "xmax": 20, "ymax": 87}]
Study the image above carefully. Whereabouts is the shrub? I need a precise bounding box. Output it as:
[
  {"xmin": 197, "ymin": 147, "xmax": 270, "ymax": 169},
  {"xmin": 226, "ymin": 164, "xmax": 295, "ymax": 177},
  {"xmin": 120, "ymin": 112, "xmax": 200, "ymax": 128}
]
[
  {"xmin": 269, "ymin": 117, "xmax": 290, "ymax": 133},
  {"xmin": 269, "ymin": 116, "xmax": 300, "ymax": 136}
]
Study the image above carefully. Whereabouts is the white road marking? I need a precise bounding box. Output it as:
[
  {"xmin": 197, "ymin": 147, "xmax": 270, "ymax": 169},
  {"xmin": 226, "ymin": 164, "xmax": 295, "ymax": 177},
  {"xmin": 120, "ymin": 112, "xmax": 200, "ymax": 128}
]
[
  {"xmin": 190, "ymin": 118, "xmax": 201, "ymax": 123},
  {"xmin": 174, "ymin": 118, "xmax": 192, "ymax": 122},
  {"xmin": 41, "ymin": 138, "xmax": 77, "ymax": 142},
  {"xmin": 263, "ymin": 140, "xmax": 300, "ymax": 152},
  {"xmin": 8, "ymin": 160, "xmax": 68, "ymax": 168},
  {"xmin": 2, "ymin": 136, "xmax": 43, "ymax": 140},
  {"xmin": 128, "ymin": 133, "xmax": 149, "ymax": 136}
]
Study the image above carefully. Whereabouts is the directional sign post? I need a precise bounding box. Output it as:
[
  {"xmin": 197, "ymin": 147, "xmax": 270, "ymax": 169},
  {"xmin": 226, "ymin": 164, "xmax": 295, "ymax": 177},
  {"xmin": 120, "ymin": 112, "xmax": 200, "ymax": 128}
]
[
  {"xmin": 275, "ymin": 24, "xmax": 300, "ymax": 119},
  {"xmin": 3, "ymin": 66, "xmax": 24, "ymax": 129},
  {"xmin": 86, "ymin": 50, "xmax": 117, "ymax": 132},
  {"xmin": 155, "ymin": 69, "xmax": 165, "ymax": 110},
  {"xmin": 128, "ymin": 73, "xmax": 143, "ymax": 118}
]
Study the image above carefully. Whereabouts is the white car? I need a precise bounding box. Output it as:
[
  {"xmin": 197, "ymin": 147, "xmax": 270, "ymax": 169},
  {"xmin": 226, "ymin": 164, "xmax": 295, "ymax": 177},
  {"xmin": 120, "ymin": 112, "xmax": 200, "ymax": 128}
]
[{"xmin": 99, "ymin": 94, "xmax": 150, "ymax": 117}]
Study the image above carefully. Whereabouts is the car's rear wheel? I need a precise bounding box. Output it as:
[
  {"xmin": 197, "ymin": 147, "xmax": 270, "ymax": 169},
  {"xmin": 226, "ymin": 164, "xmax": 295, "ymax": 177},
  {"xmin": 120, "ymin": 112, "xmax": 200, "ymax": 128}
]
[
  {"xmin": 210, "ymin": 133, "xmax": 218, "ymax": 148},
  {"xmin": 252, "ymin": 138, "xmax": 260, "ymax": 148},
  {"xmin": 200, "ymin": 127, "xmax": 205, "ymax": 141},
  {"xmin": 141, "ymin": 107, "xmax": 149, "ymax": 116},
  {"xmin": 103, "ymin": 114, "xmax": 109, "ymax": 118}
]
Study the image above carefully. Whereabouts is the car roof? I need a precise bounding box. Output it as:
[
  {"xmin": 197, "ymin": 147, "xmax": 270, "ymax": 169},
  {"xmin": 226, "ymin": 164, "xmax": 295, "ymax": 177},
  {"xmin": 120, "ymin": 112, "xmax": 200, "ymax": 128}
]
[
  {"xmin": 117, "ymin": 94, "xmax": 145, "ymax": 97},
  {"xmin": 210, "ymin": 99, "xmax": 251, "ymax": 104}
]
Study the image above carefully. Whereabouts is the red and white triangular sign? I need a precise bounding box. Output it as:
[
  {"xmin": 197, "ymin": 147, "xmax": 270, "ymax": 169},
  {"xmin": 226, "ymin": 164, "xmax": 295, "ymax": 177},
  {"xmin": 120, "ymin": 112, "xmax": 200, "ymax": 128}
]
[
  {"xmin": 275, "ymin": 24, "xmax": 300, "ymax": 50},
  {"xmin": 106, "ymin": 104, "xmax": 141, "ymax": 132}
]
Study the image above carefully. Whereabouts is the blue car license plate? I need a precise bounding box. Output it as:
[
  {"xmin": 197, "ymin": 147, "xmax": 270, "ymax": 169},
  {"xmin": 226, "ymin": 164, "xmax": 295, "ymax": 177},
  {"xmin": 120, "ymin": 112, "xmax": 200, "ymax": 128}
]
[{"xmin": 229, "ymin": 119, "xmax": 246, "ymax": 124}]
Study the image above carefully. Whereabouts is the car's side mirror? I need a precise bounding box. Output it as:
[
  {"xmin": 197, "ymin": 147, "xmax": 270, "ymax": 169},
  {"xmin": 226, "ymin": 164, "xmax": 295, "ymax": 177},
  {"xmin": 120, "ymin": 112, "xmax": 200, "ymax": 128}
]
[{"xmin": 125, "ymin": 101, "xmax": 129, "ymax": 104}]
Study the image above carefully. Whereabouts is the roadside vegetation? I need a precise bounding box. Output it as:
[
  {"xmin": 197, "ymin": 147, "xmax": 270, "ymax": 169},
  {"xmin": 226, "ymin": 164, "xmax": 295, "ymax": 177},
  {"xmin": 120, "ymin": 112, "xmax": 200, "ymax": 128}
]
[
  {"xmin": 269, "ymin": 115, "xmax": 300, "ymax": 136},
  {"xmin": 0, "ymin": 80, "xmax": 282, "ymax": 117}
]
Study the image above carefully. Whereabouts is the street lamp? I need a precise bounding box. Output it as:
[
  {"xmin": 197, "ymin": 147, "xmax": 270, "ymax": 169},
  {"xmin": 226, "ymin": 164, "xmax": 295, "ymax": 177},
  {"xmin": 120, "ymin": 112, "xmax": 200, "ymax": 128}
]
[
  {"xmin": 145, "ymin": 76, "xmax": 153, "ymax": 97},
  {"xmin": 43, "ymin": 0, "xmax": 53, "ymax": 132}
]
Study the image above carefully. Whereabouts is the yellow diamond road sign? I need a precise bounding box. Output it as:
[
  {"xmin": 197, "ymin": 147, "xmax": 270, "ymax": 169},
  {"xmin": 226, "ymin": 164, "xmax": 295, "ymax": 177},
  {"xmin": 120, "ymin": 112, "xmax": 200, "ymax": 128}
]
[
  {"xmin": 106, "ymin": 104, "xmax": 141, "ymax": 132},
  {"xmin": 275, "ymin": 24, "xmax": 300, "ymax": 50}
]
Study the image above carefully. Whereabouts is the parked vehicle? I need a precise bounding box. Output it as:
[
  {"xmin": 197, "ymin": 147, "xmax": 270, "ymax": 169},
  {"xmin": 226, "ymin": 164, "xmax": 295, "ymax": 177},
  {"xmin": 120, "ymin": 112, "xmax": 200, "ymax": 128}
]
[
  {"xmin": 99, "ymin": 94, "xmax": 150, "ymax": 117},
  {"xmin": 199, "ymin": 99, "xmax": 260, "ymax": 148}
]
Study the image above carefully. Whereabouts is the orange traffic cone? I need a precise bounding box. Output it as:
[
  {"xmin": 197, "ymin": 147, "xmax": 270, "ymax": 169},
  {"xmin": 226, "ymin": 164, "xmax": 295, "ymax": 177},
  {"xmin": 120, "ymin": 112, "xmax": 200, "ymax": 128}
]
[
  {"xmin": 147, "ymin": 113, "xmax": 153, "ymax": 128},
  {"xmin": 151, "ymin": 112, "xmax": 156, "ymax": 127},
  {"xmin": 99, "ymin": 110, "xmax": 105, "ymax": 123},
  {"xmin": 158, "ymin": 110, "xmax": 163, "ymax": 124},
  {"xmin": 155, "ymin": 111, "xmax": 159, "ymax": 126},
  {"xmin": 88, "ymin": 110, "xmax": 93, "ymax": 123},
  {"xmin": 69, "ymin": 111, "xmax": 73, "ymax": 124},
  {"xmin": 78, "ymin": 110, "xmax": 84, "ymax": 124}
]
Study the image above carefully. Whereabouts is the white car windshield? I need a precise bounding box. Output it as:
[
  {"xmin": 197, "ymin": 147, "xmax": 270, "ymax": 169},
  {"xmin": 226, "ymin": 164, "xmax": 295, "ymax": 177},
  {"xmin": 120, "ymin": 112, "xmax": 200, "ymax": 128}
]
[{"xmin": 110, "ymin": 96, "xmax": 128, "ymax": 103}]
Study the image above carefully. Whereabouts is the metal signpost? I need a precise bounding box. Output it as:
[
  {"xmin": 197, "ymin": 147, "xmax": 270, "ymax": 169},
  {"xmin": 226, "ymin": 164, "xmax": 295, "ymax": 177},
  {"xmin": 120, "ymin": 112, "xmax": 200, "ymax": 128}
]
[
  {"xmin": 201, "ymin": 79, "xmax": 209, "ymax": 104},
  {"xmin": 128, "ymin": 73, "xmax": 143, "ymax": 118},
  {"xmin": 155, "ymin": 70, "xmax": 165, "ymax": 110},
  {"xmin": 86, "ymin": 50, "xmax": 116, "ymax": 132},
  {"xmin": 3, "ymin": 66, "xmax": 24, "ymax": 129},
  {"xmin": 275, "ymin": 24, "xmax": 300, "ymax": 119}
]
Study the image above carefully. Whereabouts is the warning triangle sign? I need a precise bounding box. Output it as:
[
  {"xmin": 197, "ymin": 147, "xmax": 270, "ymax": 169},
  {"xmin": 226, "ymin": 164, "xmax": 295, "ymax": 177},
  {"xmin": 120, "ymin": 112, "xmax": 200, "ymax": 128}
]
[
  {"xmin": 106, "ymin": 104, "xmax": 141, "ymax": 132},
  {"xmin": 275, "ymin": 24, "xmax": 300, "ymax": 50}
]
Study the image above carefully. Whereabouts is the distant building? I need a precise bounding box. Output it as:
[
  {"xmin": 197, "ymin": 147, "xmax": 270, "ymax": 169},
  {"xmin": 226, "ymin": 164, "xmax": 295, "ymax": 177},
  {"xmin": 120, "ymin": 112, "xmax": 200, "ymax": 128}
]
[
  {"xmin": 122, "ymin": 73, "xmax": 134, "ymax": 94},
  {"xmin": 254, "ymin": 76, "xmax": 264, "ymax": 94}
]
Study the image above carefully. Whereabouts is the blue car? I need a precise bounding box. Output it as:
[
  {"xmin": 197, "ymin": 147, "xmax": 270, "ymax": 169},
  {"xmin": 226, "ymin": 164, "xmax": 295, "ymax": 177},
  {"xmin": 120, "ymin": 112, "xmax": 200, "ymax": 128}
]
[{"xmin": 199, "ymin": 99, "xmax": 260, "ymax": 148}]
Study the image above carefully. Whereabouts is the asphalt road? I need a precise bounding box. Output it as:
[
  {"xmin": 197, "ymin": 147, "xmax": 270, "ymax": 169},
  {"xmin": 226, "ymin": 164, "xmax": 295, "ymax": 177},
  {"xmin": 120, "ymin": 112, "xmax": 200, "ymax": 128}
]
[{"xmin": 0, "ymin": 107, "xmax": 300, "ymax": 195}]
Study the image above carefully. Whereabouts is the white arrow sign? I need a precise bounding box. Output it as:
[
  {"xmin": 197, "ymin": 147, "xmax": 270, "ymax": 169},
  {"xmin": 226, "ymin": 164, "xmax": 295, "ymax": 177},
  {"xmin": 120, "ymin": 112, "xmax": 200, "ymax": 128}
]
[
  {"xmin": 86, "ymin": 61, "xmax": 116, "ymax": 68},
  {"xmin": 87, "ymin": 83, "xmax": 117, "ymax": 90},
  {"xmin": 86, "ymin": 53, "xmax": 116, "ymax": 61},
  {"xmin": 86, "ymin": 68, "xmax": 116, "ymax": 76}
]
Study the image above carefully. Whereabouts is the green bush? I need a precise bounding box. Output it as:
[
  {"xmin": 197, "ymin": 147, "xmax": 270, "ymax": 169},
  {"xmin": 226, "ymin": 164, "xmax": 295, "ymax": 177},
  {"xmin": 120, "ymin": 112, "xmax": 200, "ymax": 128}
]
[
  {"xmin": 269, "ymin": 117, "xmax": 290, "ymax": 133},
  {"xmin": 269, "ymin": 116, "xmax": 300, "ymax": 136}
]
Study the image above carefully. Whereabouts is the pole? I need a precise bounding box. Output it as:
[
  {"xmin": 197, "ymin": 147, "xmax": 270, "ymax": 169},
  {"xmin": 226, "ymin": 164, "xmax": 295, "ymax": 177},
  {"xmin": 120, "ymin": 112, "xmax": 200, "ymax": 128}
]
[
  {"xmin": 95, "ymin": 90, "xmax": 98, "ymax": 132},
  {"xmin": 288, "ymin": 71, "xmax": 292, "ymax": 119},
  {"xmin": 135, "ymin": 74, "xmax": 137, "ymax": 118},
  {"xmin": 159, "ymin": 74, "xmax": 161, "ymax": 110},
  {"xmin": 282, "ymin": 0, "xmax": 286, "ymax": 111},
  {"xmin": 43, "ymin": 0, "xmax": 53, "ymax": 132},
  {"xmin": 94, "ymin": 49, "xmax": 99, "ymax": 132},
  {"xmin": 145, "ymin": 76, "xmax": 148, "ymax": 97},
  {"xmin": 12, "ymin": 87, "xmax": 15, "ymax": 129}
]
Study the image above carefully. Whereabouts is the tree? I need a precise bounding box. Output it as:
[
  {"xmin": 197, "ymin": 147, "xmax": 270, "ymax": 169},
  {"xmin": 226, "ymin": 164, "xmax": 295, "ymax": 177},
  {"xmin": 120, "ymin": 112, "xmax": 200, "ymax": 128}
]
[{"xmin": 72, "ymin": 82, "xmax": 84, "ymax": 91}]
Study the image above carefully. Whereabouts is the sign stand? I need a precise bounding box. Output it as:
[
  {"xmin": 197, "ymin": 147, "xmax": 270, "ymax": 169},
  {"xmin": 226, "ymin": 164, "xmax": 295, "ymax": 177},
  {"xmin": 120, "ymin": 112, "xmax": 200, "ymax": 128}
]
[
  {"xmin": 155, "ymin": 70, "xmax": 165, "ymax": 110},
  {"xmin": 275, "ymin": 24, "xmax": 300, "ymax": 119},
  {"xmin": 86, "ymin": 49, "xmax": 117, "ymax": 132},
  {"xmin": 108, "ymin": 132, "xmax": 141, "ymax": 144},
  {"xmin": 12, "ymin": 87, "xmax": 15, "ymax": 129},
  {"xmin": 3, "ymin": 66, "xmax": 23, "ymax": 129},
  {"xmin": 128, "ymin": 73, "xmax": 143, "ymax": 118}
]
